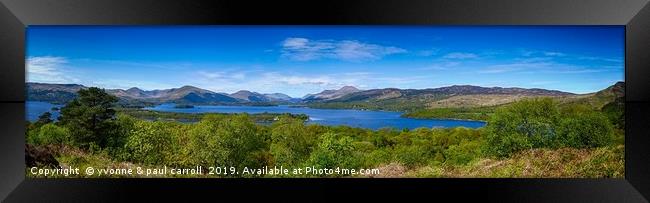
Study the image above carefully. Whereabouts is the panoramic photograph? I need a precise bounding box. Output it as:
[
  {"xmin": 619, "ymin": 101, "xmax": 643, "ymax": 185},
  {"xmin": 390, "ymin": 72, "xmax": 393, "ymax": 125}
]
[{"xmin": 25, "ymin": 26, "xmax": 624, "ymax": 178}]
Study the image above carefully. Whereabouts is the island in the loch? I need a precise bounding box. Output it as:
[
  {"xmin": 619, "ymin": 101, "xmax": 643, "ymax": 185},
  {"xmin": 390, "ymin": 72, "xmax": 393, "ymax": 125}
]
[{"xmin": 173, "ymin": 104, "xmax": 194, "ymax": 109}]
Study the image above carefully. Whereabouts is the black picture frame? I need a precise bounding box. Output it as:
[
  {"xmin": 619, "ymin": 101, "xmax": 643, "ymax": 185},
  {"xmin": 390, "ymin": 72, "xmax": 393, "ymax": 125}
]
[{"xmin": 1, "ymin": 0, "xmax": 649, "ymax": 202}]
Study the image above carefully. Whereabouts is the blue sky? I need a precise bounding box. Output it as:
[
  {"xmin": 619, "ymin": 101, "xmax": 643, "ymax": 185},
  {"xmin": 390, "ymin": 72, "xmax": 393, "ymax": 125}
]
[{"xmin": 26, "ymin": 26, "xmax": 624, "ymax": 97}]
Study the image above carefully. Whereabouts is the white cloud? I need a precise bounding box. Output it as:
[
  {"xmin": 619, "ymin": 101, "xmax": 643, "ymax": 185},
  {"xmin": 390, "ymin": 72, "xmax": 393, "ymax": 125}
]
[
  {"xmin": 281, "ymin": 37, "xmax": 406, "ymax": 61},
  {"xmin": 372, "ymin": 75, "xmax": 431, "ymax": 85},
  {"xmin": 341, "ymin": 72, "xmax": 375, "ymax": 77},
  {"xmin": 196, "ymin": 69, "xmax": 250, "ymax": 80},
  {"xmin": 232, "ymin": 72, "xmax": 246, "ymax": 80},
  {"xmin": 90, "ymin": 79, "xmax": 176, "ymax": 91},
  {"xmin": 530, "ymin": 81, "xmax": 559, "ymax": 85},
  {"xmin": 27, "ymin": 56, "xmax": 66, "ymax": 76},
  {"xmin": 478, "ymin": 60, "xmax": 609, "ymax": 74},
  {"xmin": 261, "ymin": 72, "xmax": 337, "ymax": 86},
  {"xmin": 578, "ymin": 56, "xmax": 623, "ymax": 63},
  {"xmin": 521, "ymin": 50, "xmax": 566, "ymax": 57},
  {"xmin": 478, "ymin": 63, "xmax": 541, "ymax": 73},
  {"xmin": 521, "ymin": 50, "xmax": 535, "ymax": 57},
  {"xmin": 197, "ymin": 70, "xmax": 225, "ymax": 79},
  {"xmin": 417, "ymin": 62, "xmax": 461, "ymax": 71},
  {"xmin": 26, "ymin": 56, "xmax": 78, "ymax": 83},
  {"xmin": 283, "ymin": 38, "xmax": 310, "ymax": 48},
  {"xmin": 543, "ymin": 51, "xmax": 566, "ymax": 57},
  {"xmin": 518, "ymin": 57, "xmax": 553, "ymax": 63},
  {"xmin": 443, "ymin": 52, "xmax": 478, "ymax": 59},
  {"xmin": 416, "ymin": 49, "xmax": 439, "ymax": 57}
]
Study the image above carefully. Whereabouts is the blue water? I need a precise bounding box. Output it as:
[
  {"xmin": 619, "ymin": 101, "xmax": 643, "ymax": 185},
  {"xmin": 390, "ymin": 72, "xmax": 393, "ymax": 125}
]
[
  {"xmin": 144, "ymin": 103, "xmax": 486, "ymax": 130},
  {"xmin": 26, "ymin": 101, "xmax": 486, "ymax": 130},
  {"xmin": 26, "ymin": 101, "xmax": 63, "ymax": 122}
]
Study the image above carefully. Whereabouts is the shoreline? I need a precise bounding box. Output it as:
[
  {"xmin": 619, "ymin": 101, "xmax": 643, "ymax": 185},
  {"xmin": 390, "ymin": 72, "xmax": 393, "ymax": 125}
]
[
  {"xmin": 402, "ymin": 115, "xmax": 488, "ymax": 123},
  {"xmin": 301, "ymin": 104, "xmax": 489, "ymax": 122}
]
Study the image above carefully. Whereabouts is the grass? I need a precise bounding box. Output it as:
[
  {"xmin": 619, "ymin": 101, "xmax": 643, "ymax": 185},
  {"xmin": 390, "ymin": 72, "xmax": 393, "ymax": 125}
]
[
  {"xmin": 400, "ymin": 106, "xmax": 497, "ymax": 121},
  {"xmin": 28, "ymin": 143, "xmax": 624, "ymax": 178},
  {"xmin": 26, "ymin": 144, "xmax": 207, "ymax": 178},
  {"xmin": 396, "ymin": 145, "xmax": 625, "ymax": 178},
  {"xmin": 426, "ymin": 94, "xmax": 547, "ymax": 108}
]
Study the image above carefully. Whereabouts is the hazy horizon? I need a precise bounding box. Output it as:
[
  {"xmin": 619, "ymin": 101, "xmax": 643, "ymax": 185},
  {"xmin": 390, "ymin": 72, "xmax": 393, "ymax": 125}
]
[
  {"xmin": 26, "ymin": 26, "xmax": 624, "ymax": 98},
  {"xmin": 26, "ymin": 80, "xmax": 624, "ymax": 98}
]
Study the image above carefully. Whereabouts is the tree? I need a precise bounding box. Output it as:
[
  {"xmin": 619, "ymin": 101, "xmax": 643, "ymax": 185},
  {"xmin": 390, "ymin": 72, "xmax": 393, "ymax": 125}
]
[
  {"xmin": 305, "ymin": 132, "xmax": 359, "ymax": 176},
  {"xmin": 269, "ymin": 116, "xmax": 316, "ymax": 167},
  {"xmin": 106, "ymin": 114, "xmax": 138, "ymax": 160},
  {"xmin": 557, "ymin": 106, "xmax": 614, "ymax": 148},
  {"xmin": 34, "ymin": 112, "xmax": 53, "ymax": 127},
  {"xmin": 443, "ymin": 139, "xmax": 482, "ymax": 165},
  {"xmin": 27, "ymin": 123, "xmax": 71, "ymax": 145},
  {"xmin": 601, "ymin": 98, "xmax": 624, "ymax": 129},
  {"xmin": 124, "ymin": 120, "xmax": 174, "ymax": 165},
  {"xmin": 187, "ymin": 114, "xmax": 268, "ymax": 176},
  {"xmin": 58, "ymin": 87, "xmax": 118, "ymax": 149}
]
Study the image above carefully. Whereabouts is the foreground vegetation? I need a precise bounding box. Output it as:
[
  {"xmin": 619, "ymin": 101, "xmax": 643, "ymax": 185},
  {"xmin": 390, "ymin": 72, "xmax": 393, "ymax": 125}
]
[
  {"xmin": 26, "ymin": 87, "xmax": 624, "ymax": 178},
  {"xmin": 401, "ymin": 106, "xmax": 497, "ymax": 121}
]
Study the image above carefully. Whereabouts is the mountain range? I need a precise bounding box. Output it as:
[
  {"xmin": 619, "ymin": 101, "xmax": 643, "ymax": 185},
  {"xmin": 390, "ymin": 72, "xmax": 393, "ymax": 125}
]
[
  {"xmin": 27, "ymin": 83, "xmax": 296, "ymax": 105},
  {"xmin": 303, "ymin": 86, "xmax": 361, "ymax": 101},
  {"xmin": 107, "ymin": 85, "xmax": 238, "ymax": 104},
  {"xmin": 26, "ymin": 82, "xmax": 622, "ymax": 109}
]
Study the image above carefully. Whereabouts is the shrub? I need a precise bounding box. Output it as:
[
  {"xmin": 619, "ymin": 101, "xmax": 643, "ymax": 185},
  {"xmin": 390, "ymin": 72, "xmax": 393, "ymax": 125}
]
[
  {"xmin": 485, "ymin": 98, "xmax": 559, "ymax": 157},
  {"xmin": 365, "ymin": 148, "xmax": 392, "ymax": 167},
  {"xmin": 305, "ymin": 133, "xmax": 360, "ymax": 176},
  {"xmin": 601, "ymin": 98, "xmax": 624, "ymax": 129},
  {"xmin": 557, "ymin": 111, "xmax": 614, "ymax": 148},
  {"xmin": 392, "ymin": 145, "xmax": 429, "ymax": 168},
  {"xmin": 106, "ymin": 114, "xmax": 138, "ymax": 160},
  {"xmin": 485, "ymin": 98, "xmax": 616, "ymax": 158},
  {"xmin": 443, "ymin": 140, "xmax": 482, "ymax": 165},
  {"xmin": 187, "ymin": 114, "xmax": 267, "ymax": 176},
  {"xmin": 124, "ymin": 120, "xmax": 174, "ymax": 165},
  {"xmin": 372, "ymin": 128, "xmax": 398, "ymax": 148},
  {"xmin": 33, "ymin": 112, "xmax": 53, "ymax": 128},
  {"xmin": 270, "ymin": 116, "xmax": 316, "ymax": 167},
  {"xmin": 27, "ymin": 123, "xmax": 71, "ymax": 145}
]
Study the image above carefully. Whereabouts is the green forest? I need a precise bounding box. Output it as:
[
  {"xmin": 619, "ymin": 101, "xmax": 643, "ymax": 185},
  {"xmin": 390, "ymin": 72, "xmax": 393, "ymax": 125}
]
[{"xmin": 26, "ymin": 87, "xmax": 624, "ymax": 178}]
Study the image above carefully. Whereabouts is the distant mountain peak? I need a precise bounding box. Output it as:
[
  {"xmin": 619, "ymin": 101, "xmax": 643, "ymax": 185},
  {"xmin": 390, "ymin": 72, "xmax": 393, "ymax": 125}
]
[
  {"xmin": 234, "ymin": 90, "xmax": 254, "ymax": 94},
  {"xmin": 339, "ymin": 86, "xmax": 359, "ymax": 91},
  {"xmin": 302, "ymin": 85, "xmax": 362, "ymax": 101},
  {"xmin": 126, "ymin": 87, "xmax": 143, "ymax": 92},
  {"xmin": 596, "ymin": 81, "xmax": 624, "ymax": 98},
  {"xmin": 264, "ymin": 93, "xmax": 292, "ymax": 100},
  {"xmin": 179, "ymin": 85, "xmax": 198, "ymax": 89},
  {"xmin": 30, "ymin": 82, "xmax": 608, "ymax": 108},
  {"xmin": 230, "ymin": 90, "xmax": 270, "ymax": 102},
  {"xmin": 175, "ymin": 85, "xmax": 214, "ymax": 94},
  {"xmin": 613, "ymin": 81, "xmax": 625, "ymax": 88}
]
